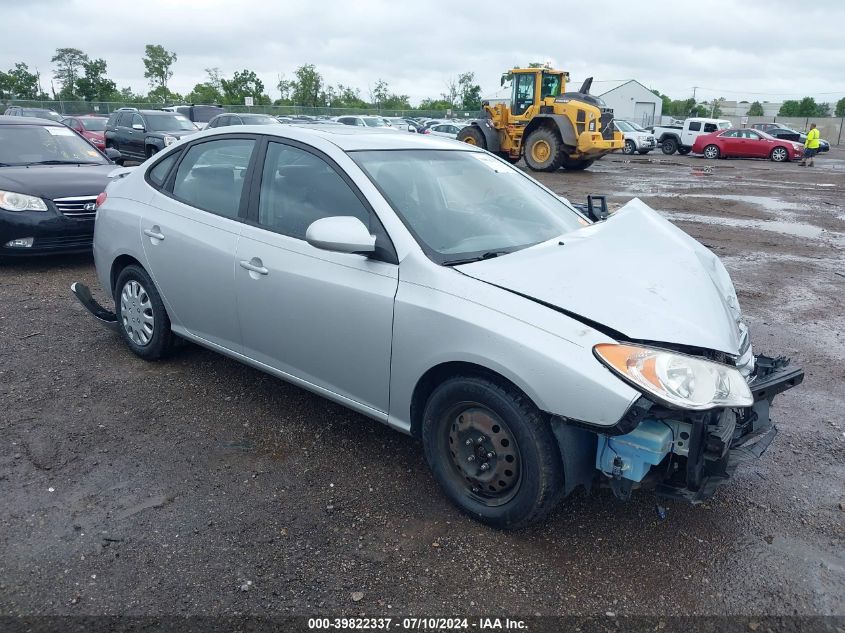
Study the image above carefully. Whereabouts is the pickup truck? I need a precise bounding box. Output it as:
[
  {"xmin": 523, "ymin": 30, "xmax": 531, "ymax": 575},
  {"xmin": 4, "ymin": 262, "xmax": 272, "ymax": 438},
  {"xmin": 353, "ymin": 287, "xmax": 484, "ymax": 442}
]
[{"xmin": 650, "ymin": 117, "xmax": 732, "ymax": 155}]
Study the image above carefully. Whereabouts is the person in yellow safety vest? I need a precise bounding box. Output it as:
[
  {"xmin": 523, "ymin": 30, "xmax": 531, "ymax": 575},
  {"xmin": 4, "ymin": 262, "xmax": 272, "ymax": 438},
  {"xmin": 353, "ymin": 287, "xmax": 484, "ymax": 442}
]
[{"xmin": 799, "ymin": 123, "xmax": 820, "ymax": 167}]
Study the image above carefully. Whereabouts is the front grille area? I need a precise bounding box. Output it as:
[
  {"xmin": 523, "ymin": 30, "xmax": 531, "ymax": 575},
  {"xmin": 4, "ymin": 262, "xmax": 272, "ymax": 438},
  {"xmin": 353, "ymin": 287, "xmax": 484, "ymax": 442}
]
[
  {"xmin": 34, "ymin": 235, "xmax": 93, "ymax": 249},
  {"xmin": 600, "ymin": 109, "xmax": 615, "ymax": 140},
  {"xmin": 53, "ymin": 196, "xmax": 98, "ymax": 219}
]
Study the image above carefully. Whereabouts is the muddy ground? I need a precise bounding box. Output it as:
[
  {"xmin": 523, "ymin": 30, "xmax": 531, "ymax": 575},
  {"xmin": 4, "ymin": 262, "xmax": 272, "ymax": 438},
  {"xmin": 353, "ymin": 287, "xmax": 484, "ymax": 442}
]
[{"xmin": 1, "ymin": 148, "xmax": 843, "ymax": 622}]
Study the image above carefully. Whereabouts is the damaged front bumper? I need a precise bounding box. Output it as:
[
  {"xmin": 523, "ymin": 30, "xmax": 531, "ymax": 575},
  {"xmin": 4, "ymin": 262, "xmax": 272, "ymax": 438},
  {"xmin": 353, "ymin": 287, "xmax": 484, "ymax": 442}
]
[{"xmin": 597, "ymin": 354, "xmax": 804, "ymax": 503}]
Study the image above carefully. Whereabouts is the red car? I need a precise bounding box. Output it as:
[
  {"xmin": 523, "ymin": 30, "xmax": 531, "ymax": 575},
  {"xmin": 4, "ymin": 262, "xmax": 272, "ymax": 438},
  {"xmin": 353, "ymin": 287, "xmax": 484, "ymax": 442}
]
[
  {"xmin": 61, "ymin": 115, "xmax": 108, "ymax": 151},
  {"xmin": 692, "ymin": 128, "xmax": 804, "ymax": 162}
]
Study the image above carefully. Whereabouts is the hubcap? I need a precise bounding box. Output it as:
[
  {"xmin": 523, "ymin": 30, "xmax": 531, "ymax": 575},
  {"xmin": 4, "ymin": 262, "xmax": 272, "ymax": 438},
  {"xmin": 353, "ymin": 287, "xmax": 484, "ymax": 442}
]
[
  {"xmin": 531, "ymin": 139, "xmax": 551, "ymax": 163},
  {"xmin": 773, "ymin": 148, "xmax": 786, "ymax": 161},
  {"xmin": 705, "ymin": 146, "xmax": 718, "ymax": 158},
  {"xmin": 447, "ymin": 405, "xmax": 521, "ymax": 506},
  {"xmin": 120, "ymin": 280, "xmax": 154, "ymax": 346}
]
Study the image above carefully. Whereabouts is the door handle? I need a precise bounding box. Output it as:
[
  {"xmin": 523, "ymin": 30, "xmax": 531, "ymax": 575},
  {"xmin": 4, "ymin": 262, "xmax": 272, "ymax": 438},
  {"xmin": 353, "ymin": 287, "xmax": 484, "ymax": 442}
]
[
  {"xmin": 239, "ymin": 259, "xmax": 269, "ymax": 275},
  {"xmin": 143, "ymin": 227, "xmax": 165, "ymax": 241}
]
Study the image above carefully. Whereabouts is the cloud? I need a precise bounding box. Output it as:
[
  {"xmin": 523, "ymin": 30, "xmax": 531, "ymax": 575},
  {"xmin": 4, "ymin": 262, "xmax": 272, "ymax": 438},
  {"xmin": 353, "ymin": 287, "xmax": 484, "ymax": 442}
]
[{"xmin": 1, "ymin": 0, "xmax": 844, "ymax": 105}]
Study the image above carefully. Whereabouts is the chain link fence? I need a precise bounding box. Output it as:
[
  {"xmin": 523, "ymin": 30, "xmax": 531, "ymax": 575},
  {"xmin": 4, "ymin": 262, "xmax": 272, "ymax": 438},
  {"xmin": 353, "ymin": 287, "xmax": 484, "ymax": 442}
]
[{"xmin": 1, "ymin": 99, "xmax": 481, "ymax": 120}]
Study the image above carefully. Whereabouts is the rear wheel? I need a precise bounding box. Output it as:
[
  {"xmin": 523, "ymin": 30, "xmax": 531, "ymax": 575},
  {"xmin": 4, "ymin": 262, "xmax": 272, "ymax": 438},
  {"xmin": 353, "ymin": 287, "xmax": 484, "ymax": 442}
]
[
  {"xmin": 703, "ymin": 144, "xmax": 721, "ymax": 159},
  {"xmin": 145, "ymin": 146, "xmax": 158, "ymax": 159},
  {"xmin": 114, "ymin": 265, "xmax": 174, "ymax": 360},
  {"xmin": 560, "ymin": 156, "xmax": 595, "ymax": 171},
  {"xmin": 622, "ymin": 139, "xmax": 636, "ymax": 155},
  {"xmin": 422, "ymin": 375, "xmax": 564, "ymax": 529},
  {"xmin": 523, "ymin": 127, "xmax": 563, "ymax": 172},
  {"xmin": 677, "ymin": 146, "xmax": 691, "ymax": 155},
  {"xmin": 770, "ymin": 146, "xmax": 789, "ymax": 162},
  {"xmin": 661, "ymin": 137, "xmax": 678, "ymax": 154},
  {"xmin": 457, "ymin": 125, "xmax": 486, "ymax": 150}
]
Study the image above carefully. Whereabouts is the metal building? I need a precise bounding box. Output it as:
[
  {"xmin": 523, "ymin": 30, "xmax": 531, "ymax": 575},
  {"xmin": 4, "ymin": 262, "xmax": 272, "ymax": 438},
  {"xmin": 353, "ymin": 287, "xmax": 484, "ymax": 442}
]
[{"xmin": 590, "ymin": 80, "xmax": 663, "ymax": 127}]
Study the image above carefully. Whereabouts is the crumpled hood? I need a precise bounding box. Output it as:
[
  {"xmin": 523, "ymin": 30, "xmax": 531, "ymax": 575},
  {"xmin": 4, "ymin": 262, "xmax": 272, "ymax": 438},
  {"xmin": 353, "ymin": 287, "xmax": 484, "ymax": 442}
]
[
  {"xmin": 0, "ymin": 164, "xmax": 115, "ymax": 200},
  {"xmin": 457, "ymin": 198, "xmax": 744, "ymax": 356}
]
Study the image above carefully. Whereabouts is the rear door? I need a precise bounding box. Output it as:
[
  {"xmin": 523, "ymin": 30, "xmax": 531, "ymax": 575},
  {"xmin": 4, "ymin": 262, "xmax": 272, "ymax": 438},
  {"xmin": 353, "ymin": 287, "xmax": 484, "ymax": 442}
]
[
  {"xmin": 234, "ymin": 138, "xmax": 398, "ymax": 415},
  {"xmin": 140, "ymin": 136, "xmax": 259, "ymax": 351}
]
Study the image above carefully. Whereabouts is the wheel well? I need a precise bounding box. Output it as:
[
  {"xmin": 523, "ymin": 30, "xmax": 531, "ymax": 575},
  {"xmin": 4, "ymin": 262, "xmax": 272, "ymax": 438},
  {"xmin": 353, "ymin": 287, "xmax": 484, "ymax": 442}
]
[
  {"xmin": 110, "ymin": 255, "xmax": 144, "ymax": 295},
  {"xmin": 409, "ymin": 361, "xmax": 534, "ymax": 438},
  {"xmin": 524, "ymin": 117, "xmax": 560, "ymax": 141}
]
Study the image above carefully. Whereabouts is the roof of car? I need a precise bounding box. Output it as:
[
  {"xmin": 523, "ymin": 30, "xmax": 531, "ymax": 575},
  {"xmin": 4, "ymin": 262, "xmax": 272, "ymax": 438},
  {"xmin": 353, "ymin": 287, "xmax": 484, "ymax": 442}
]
[
  {"xmin": 0, "ymin": 114, "xmax": 62, "ymax": 126},
  {"xmin": 199, "ymin": 123, "xmax": 476, "ymax": 152}
]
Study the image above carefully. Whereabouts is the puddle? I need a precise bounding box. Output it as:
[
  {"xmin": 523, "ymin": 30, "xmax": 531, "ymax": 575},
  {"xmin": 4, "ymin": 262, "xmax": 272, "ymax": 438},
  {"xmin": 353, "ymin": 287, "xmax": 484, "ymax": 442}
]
[
  {"xmin": 630, "ymin": 193, "xmax": 805, "ymax": 212},
  {"xmin": 662, "ymin": 212, "xmax": 828, "ymax": 240}
]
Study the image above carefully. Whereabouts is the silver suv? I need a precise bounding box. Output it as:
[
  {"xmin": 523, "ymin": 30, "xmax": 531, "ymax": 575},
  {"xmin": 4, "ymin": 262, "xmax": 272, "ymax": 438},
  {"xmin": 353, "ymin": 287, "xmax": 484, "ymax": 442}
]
[{"xmin": 72, "ymin": 124, "xmax": 802, "ymax": 527}]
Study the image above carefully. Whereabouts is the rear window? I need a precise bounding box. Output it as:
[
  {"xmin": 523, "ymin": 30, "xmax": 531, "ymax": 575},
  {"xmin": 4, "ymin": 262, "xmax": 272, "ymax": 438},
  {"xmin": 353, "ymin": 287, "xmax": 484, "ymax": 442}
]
[
  {"xmin": 704, "ymin": 123, "xmax": 718, "ymax": 133},
  {"xmin": 688, "ymin": 122, "xmax": 701, "ymax": 131}
]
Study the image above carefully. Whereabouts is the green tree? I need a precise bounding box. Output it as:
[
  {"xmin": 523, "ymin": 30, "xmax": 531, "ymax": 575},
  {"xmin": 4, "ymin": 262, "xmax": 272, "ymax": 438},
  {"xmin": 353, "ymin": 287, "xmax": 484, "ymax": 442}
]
[
  {"xmin": 143, "ymin": 44, "xmax": 177, "ymax": 94},
  {"xmin": 457, "ymin": 72, "xmax": 481, "ymax": 110},
  {"xmin": 281, "ymin": 64, "xmax": 325, "ymax": 108},
  {"xmin": 52, "ymin": 47, "xmax": 89, "ymax": 98},
  {"xmin": 2, "ymin": 63, "xmax": 44, "ymax": 99},
  {"xmin": 778, "ymin": 96, "xmax": 829, "ymax": 117},
  {"xmin": 418, "ymin": 98, "xmax": 452, "ymax": 111},
  {"xmin": 747, "ymin": 101, "xmax": 764, "ymax": 116},
  {"xmin": 118, "ymin": 86, "xmax": 141, "ymax": 102},
  {"xmin": 835, "ymin": 97, "xmax": 845, "ymax": 117},
  {"xmin": 147, "ymin": 85, "xmax": 182, "ymax": 104},
  {"xmin": 185, "ymin": 68, "xmax": 224, "ymax": 104},
  {"xmin": 326, "ymin": 84, "xmax": 368, "ymax": 109},
  {"xmin": 369, "ymin": 79, "xmax": 389, "ymax": 108},
  {"xmin": 76, "ymin": 58, "xmax": 117, "ymax": 102},
  {"xmin": 221, "ymin": 69, "xmax": 270, "ymax": 105}
]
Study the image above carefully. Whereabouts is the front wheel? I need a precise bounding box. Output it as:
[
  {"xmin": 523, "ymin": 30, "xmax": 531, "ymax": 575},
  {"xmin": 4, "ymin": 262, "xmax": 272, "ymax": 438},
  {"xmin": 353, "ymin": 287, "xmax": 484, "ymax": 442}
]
[
  {"xmin": 560, "ymin": 156, "xmax": 595, "ymax": 171},
  {"xmin": 677, "ymin": 147, "xmax": 691, "ymax": 155},
  {"xmin": 422, "ymin": 376, "xmax": 564, "ymax": 529},
  {"xmin": 114, "ymin": 265, "xmax": 174, "ymax": 360},
  {"xmin": 770, "ymin": 146, "xmax": 789, "ymax": 162},
  {"xmin": 703, "ymin": 144, "xmax": 721, "ymax": 159},
  {"xmin": 622, "ymin": 139, "xmax": 636, "ymax": 155},
  {"xmin": 523, "ymin": 127, "xmax": 563, "ymax": 172},
  {"xmin": 661, "ymin": 138, "xmax": 678, "ymax": 154}
]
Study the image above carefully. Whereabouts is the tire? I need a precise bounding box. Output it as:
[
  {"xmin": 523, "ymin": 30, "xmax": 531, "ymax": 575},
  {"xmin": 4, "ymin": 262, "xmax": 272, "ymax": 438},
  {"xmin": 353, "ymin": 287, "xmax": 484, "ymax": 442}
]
[
  {"xmin": 457, "ymin": 125, "xmax": 487, "ymax": 150},
  {"xmin": 145, "ymin": 146, "xmax": 158, "ymax": 159},
  {"xmin": 677, "ymin": 147, "xmax": 691, "ymax": 155},
  {"xmin": 523, "ymin": 127, "xmax": 563, "ymax": 172},
  {"xmin": 622, "ymin": 139, "xmax": 636, "ymax": 155},
  {"xmin": 703, "ymin": 144, "xmax": 721, "ymax": 159},
  {"xmin": 422, "ymin": 375, "xmax": 564, "ymax": 529},
  {"xmin": 560, "ymin": 156, "xmax": 595, "ymax": 171},
  {"xmin": 661, "ymin": 137, "xmax": 678, "ymax": 154},
  {"xmin": 638, "ymin": 150, "xmax": 651, "ymax": 155},
  {"xmin": 770, "ymin": 146, "xmax": 789, "ymax": 162},
  {"xmin": 114, "ymin": 264, "xmax": 174, "ymax": 360}
]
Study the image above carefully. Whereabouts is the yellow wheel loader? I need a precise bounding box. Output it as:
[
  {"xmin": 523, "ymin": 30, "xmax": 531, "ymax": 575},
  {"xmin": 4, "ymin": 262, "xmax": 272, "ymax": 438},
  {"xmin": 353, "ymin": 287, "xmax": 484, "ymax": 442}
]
[{"xmin": 458, "ymin": 67, "xmax": 623, "ymax": 171}]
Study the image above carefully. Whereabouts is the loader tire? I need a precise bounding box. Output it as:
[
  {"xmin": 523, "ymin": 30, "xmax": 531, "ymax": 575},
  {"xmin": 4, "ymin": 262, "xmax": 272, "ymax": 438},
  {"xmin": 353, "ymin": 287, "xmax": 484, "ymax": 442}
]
[
  {"xmin": 524, "ymin": 127, "xmax": 563, "ymax": 172},
  {"xmin": 560, "ymin": 156, "xmax": 595, "ymax": 171},
  {"xmin": 458, "ymin": 125, "xmax": 487, "ymax": 150}
]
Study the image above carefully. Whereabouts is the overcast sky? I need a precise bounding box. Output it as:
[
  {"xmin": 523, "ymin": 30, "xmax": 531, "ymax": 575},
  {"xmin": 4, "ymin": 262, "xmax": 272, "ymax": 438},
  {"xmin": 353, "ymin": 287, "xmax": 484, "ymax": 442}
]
[{"xmin": 3, "ymin": 0, "xmax": 844, "ymax": 106}]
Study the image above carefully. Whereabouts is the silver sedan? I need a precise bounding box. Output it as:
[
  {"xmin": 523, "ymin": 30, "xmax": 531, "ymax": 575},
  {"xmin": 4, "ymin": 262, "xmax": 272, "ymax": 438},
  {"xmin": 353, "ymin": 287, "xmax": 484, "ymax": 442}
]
[{"xmin": 73, "ymin": 124, "xmax": 802, "ymax": 528}]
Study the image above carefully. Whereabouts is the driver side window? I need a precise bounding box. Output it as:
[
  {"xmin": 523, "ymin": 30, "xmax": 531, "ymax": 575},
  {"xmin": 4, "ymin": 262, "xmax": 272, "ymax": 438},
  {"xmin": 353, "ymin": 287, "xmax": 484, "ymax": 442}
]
[{"xmin": 512, "ymin": 74, "xmax": 536, "ymax": 116}]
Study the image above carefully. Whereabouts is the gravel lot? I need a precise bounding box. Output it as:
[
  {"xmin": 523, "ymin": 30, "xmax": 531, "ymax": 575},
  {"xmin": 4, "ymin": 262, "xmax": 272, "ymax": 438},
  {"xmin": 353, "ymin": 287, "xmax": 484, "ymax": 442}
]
[{"xmin": 1, "ymin": 148, "xmax": 843, "ymax": 621}]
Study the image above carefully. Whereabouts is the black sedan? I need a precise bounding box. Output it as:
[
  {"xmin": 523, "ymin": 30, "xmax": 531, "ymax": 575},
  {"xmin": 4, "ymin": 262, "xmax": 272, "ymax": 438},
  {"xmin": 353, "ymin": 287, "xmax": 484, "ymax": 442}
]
[
  {"xmin": 750, "ymin": 124, "xmax": 830, "ymax": 152},
  {"xmin": 0, "ymin": 116, "xmax": 116, "ymax": 257}
]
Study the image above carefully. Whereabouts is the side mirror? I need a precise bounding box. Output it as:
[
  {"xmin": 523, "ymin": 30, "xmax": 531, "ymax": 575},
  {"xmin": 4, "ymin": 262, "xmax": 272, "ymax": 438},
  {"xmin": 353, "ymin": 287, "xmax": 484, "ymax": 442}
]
[
  {"xmin": 132, "ymin": 123, "xmax": 145, "ymax": 131},
  {"xmin": 305, "ymin": 216, "xmax": 376, "ymax": 255},
  {"xmin": 104, "ymin": 147, "xmax": 122, "ymax": 162}
]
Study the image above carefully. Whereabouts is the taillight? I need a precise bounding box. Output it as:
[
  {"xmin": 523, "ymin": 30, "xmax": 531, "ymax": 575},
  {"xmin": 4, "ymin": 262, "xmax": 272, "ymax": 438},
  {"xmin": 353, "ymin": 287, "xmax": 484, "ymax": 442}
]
[{"xmin": 95, "ymin": 192, "xmax": 107, "ymax": 209}]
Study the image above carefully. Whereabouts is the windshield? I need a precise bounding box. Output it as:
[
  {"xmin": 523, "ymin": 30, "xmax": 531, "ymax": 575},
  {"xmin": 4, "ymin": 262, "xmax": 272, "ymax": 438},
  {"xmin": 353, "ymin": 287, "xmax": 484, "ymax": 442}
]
[
  {"xmin": 146, "ymin": 114, "xmax": 196, "ymax": 132},
  {"xmin": 615, "ymin": 120, "xmax": 636, "ymax": 132},
  {"xmin": 80, "ymin": 118, "xmax": 107, "ymax": 131},
  {"xmin": 718, "ymin": 121, "xmax": 732, "ymax": 129},
  {"xmin": 362, "ymin": 117, "xmax": 387, "ymax": 127},
  {"xmin": 352, "ymin": 149, "xmax": 585, "ymax": 263},
  {"xmin": 0, "ymin": 124, "xmax": 108, "ymax": 165}
]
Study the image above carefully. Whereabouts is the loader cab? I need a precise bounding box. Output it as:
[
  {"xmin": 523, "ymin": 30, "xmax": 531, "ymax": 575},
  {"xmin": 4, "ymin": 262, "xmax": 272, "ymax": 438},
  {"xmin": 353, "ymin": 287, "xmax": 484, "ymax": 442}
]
[{"xmin": 511, "ymin": 70, "xmax": 566, "ymax": 116}]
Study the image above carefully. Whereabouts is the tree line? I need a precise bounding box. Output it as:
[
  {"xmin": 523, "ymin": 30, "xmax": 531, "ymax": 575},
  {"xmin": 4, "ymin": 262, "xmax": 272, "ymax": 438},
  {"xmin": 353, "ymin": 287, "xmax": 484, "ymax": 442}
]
[
  {"xmin": 0, "ymin": 45, "xmax": 483, "ymax": 112},
  {"xmin": 650, "ymin": 89, "xmax": 845, "ymax": 118}
]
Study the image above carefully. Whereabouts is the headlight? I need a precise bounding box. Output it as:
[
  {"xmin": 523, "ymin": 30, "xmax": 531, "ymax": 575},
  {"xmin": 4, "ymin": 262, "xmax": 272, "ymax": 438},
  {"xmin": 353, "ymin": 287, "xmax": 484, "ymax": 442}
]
[
  {"xmin": 163, "ymin": 135, "xmax": 177, "ymax": 146},
  {"xmin": 0, "ymin": 190, "xmax": 48, "ymax": 212},
  {"xmin": 594, "ymin": 343, "xmax": 752, "ymax": 410}
]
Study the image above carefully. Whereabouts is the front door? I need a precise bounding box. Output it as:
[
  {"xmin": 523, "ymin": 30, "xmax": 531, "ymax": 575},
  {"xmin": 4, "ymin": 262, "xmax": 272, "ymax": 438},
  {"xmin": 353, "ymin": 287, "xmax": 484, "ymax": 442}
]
[
  {"xmin": 234, "ymin": 139, "xmax": 398, "ymax": 415},
  {"xmin": 140, "ymin": 136, "xmax": 258, "ymax": 352}
]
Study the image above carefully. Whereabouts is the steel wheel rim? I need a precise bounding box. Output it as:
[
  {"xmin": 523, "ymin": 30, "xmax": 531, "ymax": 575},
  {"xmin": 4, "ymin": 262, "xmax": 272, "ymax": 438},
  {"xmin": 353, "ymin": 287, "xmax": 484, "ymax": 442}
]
[
  {"xmin": 445, "ymin": 404, "xmax": 522, "ymax": 507},
  {"xmin": 704, "ymin": 145, "xmax": 718, "ymax": 158},
  {"xmin": 531, "ymin": 140, "xmax": 551, "ymax": 163},
  {"xmin": 624, "ymin": 140, "xmax": 635, "ymax": 154},
  {"xmin": 120, "ymin": 280, "xmax": 154, "ymax": 346},
  {"xmin": 772, "ymin": 148, "xmax": 786, "ymax": 161},
  {"xmin": 463, "ymin": 135, "xmax": 478, "ymax": 146}
]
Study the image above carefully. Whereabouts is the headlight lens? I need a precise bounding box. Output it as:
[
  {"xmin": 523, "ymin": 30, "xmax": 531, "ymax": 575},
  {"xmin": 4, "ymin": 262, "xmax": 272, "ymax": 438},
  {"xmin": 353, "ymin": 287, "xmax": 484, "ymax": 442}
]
[
  {"xmin": 0, "ymin": 190, "xmax": 48, "ymax": 212},
  {"xmin": 163, "ymin": 135, "xmax": 177, "ymax": 146},
  {"xmin": 594, "ymin": 343, "xmax": 753, "ymax": 410}
]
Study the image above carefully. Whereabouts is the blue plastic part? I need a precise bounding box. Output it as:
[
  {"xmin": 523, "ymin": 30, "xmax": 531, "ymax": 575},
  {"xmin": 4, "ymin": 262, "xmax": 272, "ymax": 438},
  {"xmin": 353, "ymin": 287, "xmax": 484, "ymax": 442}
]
[{"xmin": 596, "ymin": 418, "xmax": 673, "ymax": 483}]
